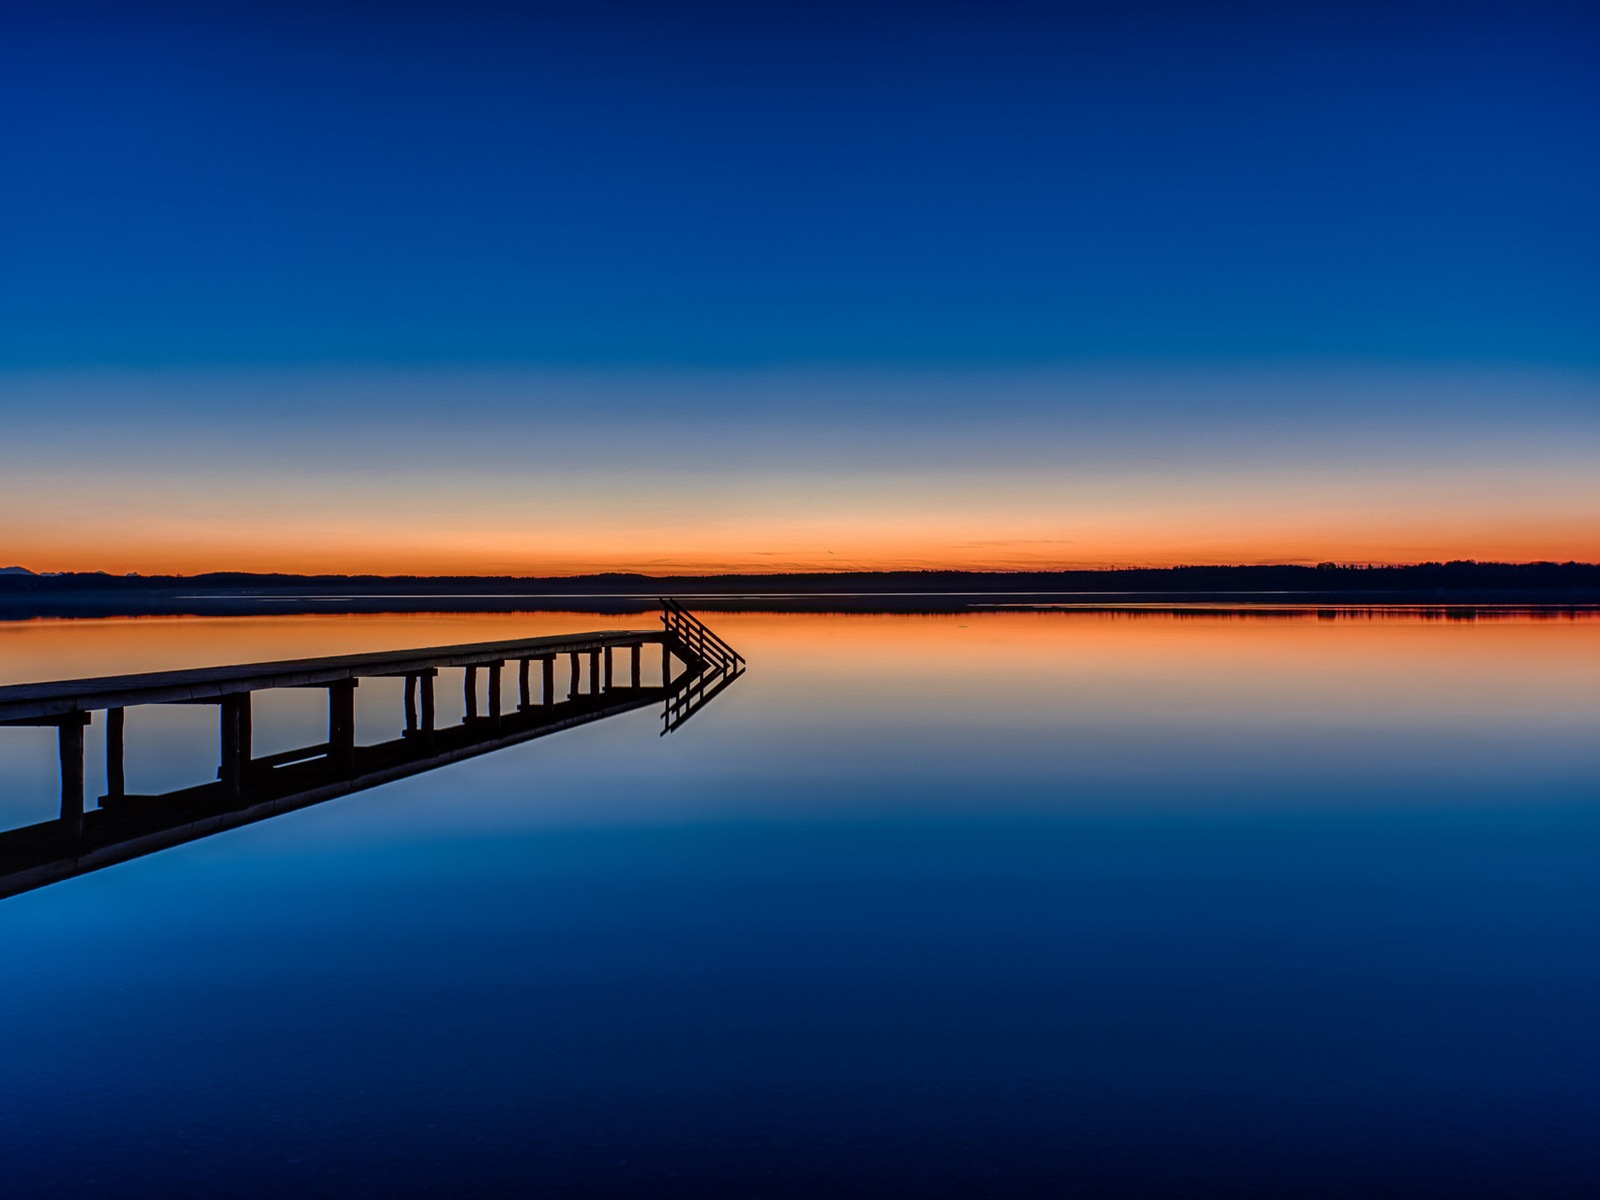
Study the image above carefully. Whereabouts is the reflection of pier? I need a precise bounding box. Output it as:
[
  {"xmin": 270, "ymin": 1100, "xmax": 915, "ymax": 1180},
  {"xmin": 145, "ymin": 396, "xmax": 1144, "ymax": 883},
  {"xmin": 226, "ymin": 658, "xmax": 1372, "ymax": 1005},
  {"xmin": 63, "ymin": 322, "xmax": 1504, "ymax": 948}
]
[{"xmin": 0, "ymin": 602, "xmax": 744, "ymax": 900}]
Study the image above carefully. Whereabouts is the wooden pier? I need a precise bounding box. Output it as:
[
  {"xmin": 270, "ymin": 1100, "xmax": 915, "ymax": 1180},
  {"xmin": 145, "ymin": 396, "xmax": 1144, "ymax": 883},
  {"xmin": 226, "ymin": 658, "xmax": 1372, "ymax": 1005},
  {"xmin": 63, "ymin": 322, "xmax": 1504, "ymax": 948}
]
[{"xmin": 0, "ymin": 602, "xmax": 744, "ymax": 899}]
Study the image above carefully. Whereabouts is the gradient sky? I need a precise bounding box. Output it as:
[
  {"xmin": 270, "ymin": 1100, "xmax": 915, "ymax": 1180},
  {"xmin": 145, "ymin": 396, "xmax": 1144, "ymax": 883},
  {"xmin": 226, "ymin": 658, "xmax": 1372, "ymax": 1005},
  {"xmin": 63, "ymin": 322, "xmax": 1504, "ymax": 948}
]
[{"xmin": 2, "ymin": 1, "xmax": 1596, "ymax": 574}]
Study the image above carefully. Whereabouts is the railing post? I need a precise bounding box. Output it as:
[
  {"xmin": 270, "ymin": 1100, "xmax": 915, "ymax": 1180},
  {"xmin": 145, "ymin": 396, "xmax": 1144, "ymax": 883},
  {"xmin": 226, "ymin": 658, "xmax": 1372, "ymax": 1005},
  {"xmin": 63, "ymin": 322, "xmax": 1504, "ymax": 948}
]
[
  {"xmin": 404, "ymin": 674, "xmax": 419, "ymax": 733},
  {"xmin": 631, "ymin": 644, "xmax": 642, "ymax": 687},
  {"xmin": 603, "ymin": 646, "xmax": 614, "ymax": 690},
  {"xmin": 464, "ymin": 666, "xmax": 479, "ymax": 721},
  {"xmin": 542, "ymin": 656, "xmax": 554, "ymax": 705},
  {"xmin": 589, "ymin": 649, "xmax": 601, "ymax": 695},
  {"xmin": 568, "ymin": 651, "xmax": 580, "ymax": 700},
  {"xmin": 488, "ymin": 662, "xmax": 503, "ymax": 725},
  {"xmin": 518, "ymin": 659, "xmax": 531, "ymax": 709}
]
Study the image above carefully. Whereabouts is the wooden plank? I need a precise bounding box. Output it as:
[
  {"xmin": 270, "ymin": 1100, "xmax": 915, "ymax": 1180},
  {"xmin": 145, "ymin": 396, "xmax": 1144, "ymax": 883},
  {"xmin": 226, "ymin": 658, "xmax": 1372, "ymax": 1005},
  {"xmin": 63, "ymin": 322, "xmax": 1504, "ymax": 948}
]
[{"xmin": 0, "ymin": 629, "xmax": 665, "ymax": 722}]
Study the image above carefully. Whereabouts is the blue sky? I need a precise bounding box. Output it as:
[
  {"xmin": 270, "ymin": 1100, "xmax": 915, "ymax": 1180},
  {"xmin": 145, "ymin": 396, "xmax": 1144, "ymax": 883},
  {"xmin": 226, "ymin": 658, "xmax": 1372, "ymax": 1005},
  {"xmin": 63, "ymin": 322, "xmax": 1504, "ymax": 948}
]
[{"xmin": 4, "ymin": 0, "xmax": 1595, "ymax": 368}]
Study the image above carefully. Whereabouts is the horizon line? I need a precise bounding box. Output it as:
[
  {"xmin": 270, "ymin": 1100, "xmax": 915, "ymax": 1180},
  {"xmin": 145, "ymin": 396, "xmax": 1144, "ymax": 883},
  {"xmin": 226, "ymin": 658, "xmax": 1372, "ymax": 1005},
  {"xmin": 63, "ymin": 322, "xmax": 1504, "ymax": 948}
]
[{"xmin": 5, "ymin": 560, "xmax": 1597, "ymax": 583}]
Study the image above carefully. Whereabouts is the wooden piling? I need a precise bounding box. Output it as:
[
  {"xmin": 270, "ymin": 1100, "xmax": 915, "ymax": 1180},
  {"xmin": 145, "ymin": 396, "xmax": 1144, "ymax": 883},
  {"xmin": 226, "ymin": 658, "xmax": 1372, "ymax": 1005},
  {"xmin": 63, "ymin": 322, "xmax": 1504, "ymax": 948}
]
[
  {"xmin": 220, "ymin": 693, "xmax": 247, "ymax": 801},
  {"xmin": 59, "ymin": 716, "xmax": 87, "ymax": 839},
  {"xmin": 419, "ymin": 671, "xmax": 436, "ymax": 740},
  {"xmin": 328, "ymin": 680, "xmax": 357, "ymax": 772},
  {"xmin": 105, "ymin": 707, "xmax": 125, "ymax": 801}
]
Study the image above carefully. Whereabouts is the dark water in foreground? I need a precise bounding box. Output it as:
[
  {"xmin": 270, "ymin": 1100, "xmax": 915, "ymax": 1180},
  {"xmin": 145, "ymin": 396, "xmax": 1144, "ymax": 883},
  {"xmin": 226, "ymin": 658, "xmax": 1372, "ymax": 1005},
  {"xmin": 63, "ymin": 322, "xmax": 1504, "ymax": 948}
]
[{"xmin": 1, "ymin": 610, "xmax": 1597, "ymax": 1197}]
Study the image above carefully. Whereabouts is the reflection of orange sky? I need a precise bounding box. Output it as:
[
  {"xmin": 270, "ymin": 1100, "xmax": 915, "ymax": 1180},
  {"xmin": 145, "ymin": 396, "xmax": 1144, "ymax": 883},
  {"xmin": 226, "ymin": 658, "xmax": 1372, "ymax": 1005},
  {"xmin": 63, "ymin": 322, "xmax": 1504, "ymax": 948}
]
[
  {"xmin": 4, "ymin": 611, "xmax": 1592, "ymax": 831},
  {"xmin": 721, "ymin": 610, "xmax": 1600, "ymax": 706},
  {"xmin": 5, "ymin": 610, "xmax": 1596, "ymax": 712}
]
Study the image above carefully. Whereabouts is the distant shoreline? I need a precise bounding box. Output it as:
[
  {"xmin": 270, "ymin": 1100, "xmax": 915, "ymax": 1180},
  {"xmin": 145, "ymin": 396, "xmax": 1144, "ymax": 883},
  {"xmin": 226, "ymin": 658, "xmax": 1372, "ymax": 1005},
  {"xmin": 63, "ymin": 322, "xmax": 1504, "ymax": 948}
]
[{"xmin": 2, "ymin": 563, "xmax": 1595, "ymax": 618}]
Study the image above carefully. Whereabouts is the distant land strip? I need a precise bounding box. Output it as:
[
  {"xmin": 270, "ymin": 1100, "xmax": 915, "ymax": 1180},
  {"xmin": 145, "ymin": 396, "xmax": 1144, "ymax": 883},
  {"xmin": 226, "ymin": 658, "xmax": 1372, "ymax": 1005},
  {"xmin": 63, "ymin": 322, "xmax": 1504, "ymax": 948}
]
[{"xmin": 1, "ymin": 563, "xmax": 1595, "ymax": 618}]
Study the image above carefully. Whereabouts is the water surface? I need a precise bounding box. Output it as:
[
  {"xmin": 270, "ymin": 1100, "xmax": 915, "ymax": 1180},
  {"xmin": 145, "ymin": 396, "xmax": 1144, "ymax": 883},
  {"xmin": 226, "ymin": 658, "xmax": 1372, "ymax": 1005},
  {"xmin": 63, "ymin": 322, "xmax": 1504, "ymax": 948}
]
[{"xmin": 1, "ymin": 610, "xmax": 1596, "ymax": 1197}]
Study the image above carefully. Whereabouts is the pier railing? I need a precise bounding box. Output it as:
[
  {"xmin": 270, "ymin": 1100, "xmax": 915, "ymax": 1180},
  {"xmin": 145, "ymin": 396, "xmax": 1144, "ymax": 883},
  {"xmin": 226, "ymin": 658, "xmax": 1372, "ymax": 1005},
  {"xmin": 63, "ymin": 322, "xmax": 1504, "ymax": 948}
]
[
  {"xmin": 661, "ymin": 596, "xmax": 745, "ymax": 672},
  {"xmin": 0, "ymin": 604, "xmax": 744, "ymax": 899}
]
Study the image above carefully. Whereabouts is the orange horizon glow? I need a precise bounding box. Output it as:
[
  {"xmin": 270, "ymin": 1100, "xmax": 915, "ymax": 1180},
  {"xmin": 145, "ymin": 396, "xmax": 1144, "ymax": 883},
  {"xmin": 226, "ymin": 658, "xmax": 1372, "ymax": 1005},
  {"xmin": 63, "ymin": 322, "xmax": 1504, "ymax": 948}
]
[
  {"xmin": 4, "ymin": 367, "xmax": 1595, "ymax": 579},
  {"xmin": 7, "ymin": 469, "xmax": 1596, "ymax": 576},
  {"xmin": 5, "ymin": 523, "xmax": 1595, "ymax": 578}
]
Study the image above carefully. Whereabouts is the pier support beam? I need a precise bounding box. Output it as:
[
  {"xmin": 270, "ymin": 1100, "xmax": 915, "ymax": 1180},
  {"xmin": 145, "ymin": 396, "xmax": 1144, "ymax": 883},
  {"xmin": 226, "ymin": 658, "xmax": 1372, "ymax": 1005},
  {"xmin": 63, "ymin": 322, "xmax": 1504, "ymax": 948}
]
[
  {"xmin": 603, "ymin": 647, "xmax": 614, "ymax": 690},
  {"xmin": 464, "ymin": 667, "xmax": 479, "ymax": 721},
  {"xmin": 589, "ymin": 649, "xmax": 602, "ymax": 695},
  {"xmin": 328, "ymin": 680, "xmax": 357, "ymax": 772},
  {"xmin": 487, "ymin": 662, "xmax": 503, "ymax": 725},
  {"xmin": 631, "ymin": 645, "xmax": 642, "ymax": 687},
  {"xmin": 58, "ymin": 714, "xmax": 89, "ymax": 840},
  {"xmin": 219, "ymin": 693, "xmax": 250, "ymax": 801},
  {"xmin": 542, "ymin": 657, "xmax": 554, "ymax": 705},
  {"xmin": 518, "ymin": 659, "xmax": 531, "ymax": 709},
  {"xmin": 404, "ymin": 669, "xmax": 438, "ymax": 742},
  {"xmin": 419, "ymin": 670, "xmax": 435, "ymax": 741},
  {"xmin": 568, "ymin": 651, "xmax": 580, "ymax": 700},
  {"xmin": 105, "ymin": 707, "xmax": 125, "ymax": 802}
]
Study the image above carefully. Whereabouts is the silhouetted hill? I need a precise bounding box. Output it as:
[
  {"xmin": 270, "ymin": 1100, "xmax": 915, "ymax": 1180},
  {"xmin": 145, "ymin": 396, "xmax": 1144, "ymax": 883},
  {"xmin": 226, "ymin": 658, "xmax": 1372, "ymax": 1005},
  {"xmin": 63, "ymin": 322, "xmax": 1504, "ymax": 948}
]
[{"xmin": 0, "ymin": 562, "xmax": 1594, "ymax": 617}]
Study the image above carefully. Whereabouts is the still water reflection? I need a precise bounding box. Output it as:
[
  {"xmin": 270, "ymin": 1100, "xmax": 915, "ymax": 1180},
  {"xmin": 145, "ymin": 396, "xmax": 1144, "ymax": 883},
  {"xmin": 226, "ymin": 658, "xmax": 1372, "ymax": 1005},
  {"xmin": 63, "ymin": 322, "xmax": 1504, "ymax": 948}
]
[{"xmin": 2, "ymin": 610, "xmax": 1597, "ymax": 1197}]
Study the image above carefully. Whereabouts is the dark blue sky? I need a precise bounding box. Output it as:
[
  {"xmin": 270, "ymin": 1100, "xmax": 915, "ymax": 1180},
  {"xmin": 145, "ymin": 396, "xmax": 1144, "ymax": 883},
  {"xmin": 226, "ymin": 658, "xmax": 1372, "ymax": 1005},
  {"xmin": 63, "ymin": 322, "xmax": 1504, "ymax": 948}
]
[{"xmin": 4, "ymin": 0, "xmax": 1596, "ymax": 367}]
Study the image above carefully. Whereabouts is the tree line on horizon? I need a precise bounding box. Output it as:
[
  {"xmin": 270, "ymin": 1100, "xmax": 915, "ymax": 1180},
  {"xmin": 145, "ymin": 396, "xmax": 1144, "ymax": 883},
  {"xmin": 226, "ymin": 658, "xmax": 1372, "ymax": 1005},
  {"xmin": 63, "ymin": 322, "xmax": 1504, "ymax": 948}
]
[{"xmin": 1, "ymin": 561, "xmax": 1596, "ymax": 594}]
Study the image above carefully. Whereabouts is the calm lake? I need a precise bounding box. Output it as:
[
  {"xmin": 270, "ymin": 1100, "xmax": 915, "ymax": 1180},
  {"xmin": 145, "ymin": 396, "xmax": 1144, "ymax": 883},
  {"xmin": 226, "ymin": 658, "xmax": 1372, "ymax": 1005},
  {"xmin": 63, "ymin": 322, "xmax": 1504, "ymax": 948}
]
[{"xmin": 2, "ymin": 608, "xmax": 1597, "ymax": 1197}]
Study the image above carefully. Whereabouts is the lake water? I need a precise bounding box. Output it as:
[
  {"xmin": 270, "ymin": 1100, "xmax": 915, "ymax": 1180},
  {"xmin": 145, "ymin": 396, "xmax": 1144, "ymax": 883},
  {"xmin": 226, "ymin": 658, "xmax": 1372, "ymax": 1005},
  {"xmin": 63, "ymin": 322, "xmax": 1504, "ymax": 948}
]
[{"xmin": 1, "ymin": 609, "xmax": 1597, "ymax": 1197}]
